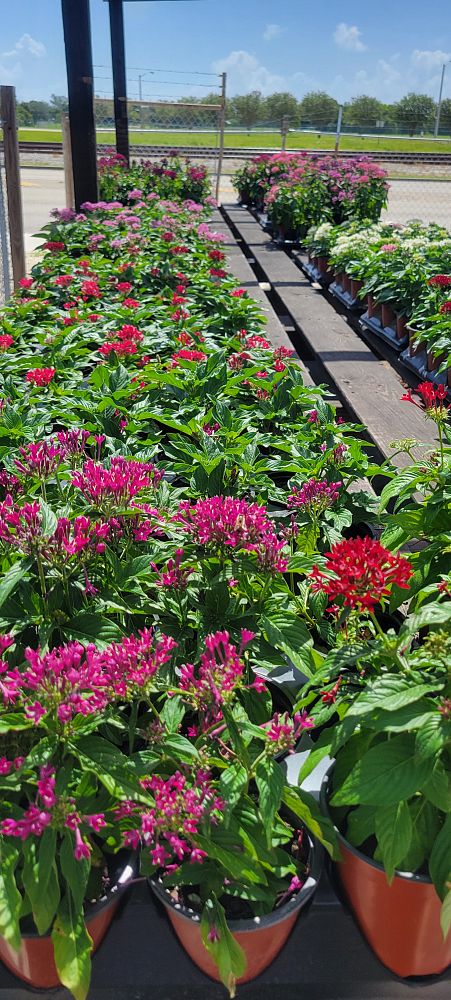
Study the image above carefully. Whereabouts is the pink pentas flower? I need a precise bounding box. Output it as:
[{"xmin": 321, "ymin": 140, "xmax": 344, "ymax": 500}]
[
  {"xmin": 264, "ymin": 710, "xmax": 314, "ymax": 753},
  {"xmin": 98, "ymin": 628, "xmax": 177, "ymax": 698},
  {"xmin": 71, "ymin": 456, "xmax": 163, "ymax": 507},
  {"xmin": 0, "ymin": 335, "xmax": 14, "ymax": 351},
  {"xmin": 14, "ymin": 440, "xmax": 63, "ymax": 480},
  {"xmin": 153, "ymin": 548, "xmax": 192, "ymax": 590},
  {"xmin": 287, "ymin": 478, "xmax": 341, "ymax": 515}
]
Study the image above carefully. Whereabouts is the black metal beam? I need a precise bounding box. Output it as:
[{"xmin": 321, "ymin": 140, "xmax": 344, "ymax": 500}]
[
  {"xmin": 107, "ymin": 0, "xmax": 130, "ymax": 164},
  {"xmin": 61, "ymin": 0, "xmax": 98, "ymax": 209}
]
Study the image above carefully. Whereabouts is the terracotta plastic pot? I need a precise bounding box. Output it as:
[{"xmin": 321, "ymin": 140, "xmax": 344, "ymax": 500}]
[
  {"xmin": 381, "ymin": 302, "xmax": 395, "ymax": 328},
  {"xmin": 396, "ymin": 315, "xmax": 409, "ymax": 340},
  {"xmin": 150, "ymin": 835, "xmax": 322, "ymax": 985},
  {"xmin": 0, "ymin": 858, "xmax": 135, "ymax": 989},
  {"xmin": 320, "ymin": 768, "xmax": 451, "ymax": 978}
]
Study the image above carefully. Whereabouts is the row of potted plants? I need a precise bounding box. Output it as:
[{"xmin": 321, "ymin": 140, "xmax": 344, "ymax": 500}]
[
  {"xmin": 0, "ymin": 163, "xmax": 449, "ymax": 997},
  {"xmin": 233, "ymin": 153, "xmax": 389, "ymax": 239},
  {"xmin": 304, "ymin": 219, "xmax": 451, "ymax": 387}
]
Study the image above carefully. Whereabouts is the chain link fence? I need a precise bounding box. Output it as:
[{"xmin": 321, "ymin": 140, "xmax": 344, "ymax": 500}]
[{"xmin": 0, "ymin": 140, "xmax": 12, "ymax": 303}]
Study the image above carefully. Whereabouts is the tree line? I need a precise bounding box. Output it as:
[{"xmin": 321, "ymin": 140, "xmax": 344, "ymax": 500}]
[{"xmin": 16, "ymin": 90, "xmax": 451, "ymax": 136}]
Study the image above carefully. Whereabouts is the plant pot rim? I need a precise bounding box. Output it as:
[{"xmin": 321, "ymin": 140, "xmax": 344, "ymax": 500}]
[
  {"xmin": 320, "ymin": 764, "xmax": 434, "ymax": 887},
  {"xmin": 19, "ymin": 853, "xmax": 136, "ymax": 940},
  {"xmin": 150, "ymin": 832, "xmax": 322, "ymax": 932}
]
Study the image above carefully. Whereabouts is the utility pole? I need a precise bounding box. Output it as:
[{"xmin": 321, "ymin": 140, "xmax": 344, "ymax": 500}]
[
  {"xmin": 215, "ymin": 72, "xmax": 227, "ymax": 203},
  {"xmin": 435, "ymin": 61, "xmax": 449, "ymax": 137},
  {"xmin": 334, "ymin": 105, "xmax": 343, "ymax": 153}
]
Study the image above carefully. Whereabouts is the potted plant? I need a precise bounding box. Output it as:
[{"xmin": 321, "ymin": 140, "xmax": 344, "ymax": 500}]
[
  {"xmin": 294, "ymin": 534, "xmax": 451, "ymax": 977},
  {"xmin": 122, "ymin": 628, "xmax": 339, "ymax": 996},
  {"xmin": 0, "ymin": 627, "xmax": 180, "ymax": 998}
]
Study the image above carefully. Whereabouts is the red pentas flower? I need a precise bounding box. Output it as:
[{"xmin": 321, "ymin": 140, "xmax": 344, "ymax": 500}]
[
  {"xmin": 25, "ymin": 368, "xmax": 55, "ymax": 387},
  {"xmin": 43, "ymin": 241, "xmax": 65, "ymax": 251},
  {"xmin": 439, "ymin": 301, "xmax": 451, "ymax": 314},
  {"xmin": 401, "ymin": 382, "xmax": 449, "ymax": 421},
  {"xmin": 171, "ymin": 348, "xmax": 207, "ymax": 365},
  {"xmin": 428, "ymin": 275, "xmax": 451, "ymax": 286},
  {"xmin": 54, "ymin": 275, "xmax": 73, "ymax": 287},
  {"xmin": 0, "ymin": 335, "xmax": 14, "ymax": 351},
  {"xmin": 310, "ymin": 537, "xmax": 413, "ymax": 611}
]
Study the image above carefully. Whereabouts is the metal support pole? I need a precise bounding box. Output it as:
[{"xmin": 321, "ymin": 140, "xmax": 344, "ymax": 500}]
[
  {"xmin": 61, "ymin": 113, "xmax": 75, "ymax": 209},
  {"xmin": 434, "ymin": 62, "xmax": 448, "ymax": 137},
  {"xmin": 0, "ymin": 86, "xmax": 26, "ymax": 287},
  {"xmin": 334, "ymin": 105, "xmax": 343, "ymax": 153},
  {"xmin": 215, "ymin": 72, "xmax": 226, "ymax": 203},
  {"xmin": 108, "ymin": 0, "xmax": 130, "ymax": 163},
  {"xmin": 61, "ymin": 0, "xmax": 98, "ymax": 209},
  {"xmin": 281, "ymin": 114, "xmax": 289, "ymax": 151}
]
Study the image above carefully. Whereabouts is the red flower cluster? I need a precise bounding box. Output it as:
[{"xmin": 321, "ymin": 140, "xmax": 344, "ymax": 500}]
[
  {"xmin": 171, "ymin": 348, "xmax": 207, "ymax": 365},
  {"xmin": 25, "ymin": 368, "xmax": 55, "ymax": 387},
  {"xmin": 99, "ymin": 323, "xmax": 143, "ymax": 357},
  {"xmin": 311, "ymin": 537, "xmax": 413, "ymax": 611},
  {"xmin": 43, "ymin": 241, "xmax": 65, "ymax": 252},
  {"xmin": 439, "ymin": 301, "xmax": 451, "ymax": 314},
  {"xmin": 427, "ymin": 275, "xmax": 451, "ymax": 287},
  {"xmin": 402, "ymin": 382, "xmax": 448, "ymax": 416},
  {"xmin": 0, "ymin": 335, "xmax": 14, "ymax": 351}
]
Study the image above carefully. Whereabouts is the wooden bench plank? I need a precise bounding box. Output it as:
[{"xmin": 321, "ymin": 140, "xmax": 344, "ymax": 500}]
[
  {"xmin": 223, "ymin": 205, "xmax": 436, "ymax": 467},
  {"xmin": 210, "ymin": 211, "xmax": 315, "ymax": 385}
]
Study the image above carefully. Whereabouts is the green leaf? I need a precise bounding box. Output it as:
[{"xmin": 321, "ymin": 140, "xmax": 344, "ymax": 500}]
[
  {"xmin": 69, "ymin": 735, "xmax": 149, "ymax": 800},
  {"xmin": 429, "ymin": 815, "xmax": 451, "ymax": 900},
  {"xmin": 347, "ymin": 678, "xmax": 437, "ymax": 717},
  {"xmin": 375, "ymin": 802, "xmax": 412, "ymax": 882},
  {"xmin": 219, "ymin": 762, "xmax": 248, "ymax": 822},
  {"xmin": 0, "ymin": 712, "xmax": 33, "ymax": 734},
  {"xmin": 440, "ymin": 890, "xmax": 451, "ymax": 940},
  {"xmin": 346, "ymin": 805, "xmax": 377, "ymax": 847},
  {"xmin": 422, "ymin": 758, "xmax": 451, "ymax": 812},
  {"xmin": 63, "ymin": 613, "xmax": 123, "ymax": 648},
  {"xmin": 0, "ymin": 843, "xmax": 21, "ymax": 950},
  {"xmin": 163, "ymin": 733, "xmax": 200, "ymax": 763},
  {"xmin": 415, "ymin": 716, "xmax": 450, "ymax": 758},
  {"xmin": 0, "ymin": 558, "xmax": 32, "ymax": 609},
  {"xmin": 201, "ymin": 895, "xmax": 246, "ymax": 998},
  {"xmin": 194, "ymin": 834, "xmax": 264, "ymax": 885},
  {"xmin": 40, "ymin": 501, "xmax": 58, "ymax": 538},
  {"xmin": 331, "ymin": 734, "xmax": 434, "ymax": 806},
  {"xmin": 51, "ymin": 894, "xmax": 92, "ymax": 1000},
  {"xmin": 255, "ymin": 758, "xmax": 284, "ymax": 847},
  {"xmin": 60, "ymin": 832, "xmax": 90, "ymax": 914},
  {"xmin": 282, "ymin": 786, "xmax": 339, "ymax": 859},
  {"xmin": 262, "ymin": 612, "xmax": 314, "ymax": 678},
  {"xmin": 22, "ymin": 835, "xmax": 60, "ymax": 935},
  {"xmin": 399, "ymin": 799, "xmax": 441, "ymax": 873}
]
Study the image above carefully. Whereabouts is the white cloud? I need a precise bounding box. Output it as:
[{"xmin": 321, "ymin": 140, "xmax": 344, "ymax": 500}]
[
  {"xmin": 212, "ymin": 50, "xmax": 285, "ymax": 96},
  {"xmin": 2, "ymin": 33, "xmax": 46, "ymax": 60},
  {"xmin": 263, "ymin": 24, "xmax": 284, "ymax": 42},
  {"xmin": 411, "ymin": 49, "xmax": 450, "ymax": 71},
  {"xmin": 333, "ymin": 23, "xmax": 367, "ymax": 53}
]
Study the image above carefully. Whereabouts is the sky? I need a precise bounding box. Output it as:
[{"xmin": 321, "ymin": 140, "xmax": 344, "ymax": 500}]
[{"xmin": 2, "ymin": 0, "xmax": 451, "ymax": 106}]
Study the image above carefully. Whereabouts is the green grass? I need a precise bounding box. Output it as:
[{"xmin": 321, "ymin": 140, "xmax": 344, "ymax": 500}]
[{"xmin": 16, "ymin": 127, "xmax": 451, "ymax": 154}]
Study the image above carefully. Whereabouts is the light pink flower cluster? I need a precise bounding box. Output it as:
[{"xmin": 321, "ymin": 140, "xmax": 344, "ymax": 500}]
[
  {"xmin": 287, "ymin": 478, "xmax": 341, "ymax": 514},
  {"xmin": 118, "ymin": 769, "xmax": 224, "ymax": 870},
  {"xmin": 71, "ymin": 456, "xmax": 164, "ymax": 506},
  {"xmin": 177, "ymin": 496, "xmax": 288, "ymax": 574},
  {"xmin": 178, "ymin": 628, "xmax": 258, "ymax": 731}
]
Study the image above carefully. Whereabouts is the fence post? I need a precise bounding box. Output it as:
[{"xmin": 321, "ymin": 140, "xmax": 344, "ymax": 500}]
[
  {"xmin": 61, "ymin": 113, "xmax": 75, "ymax": 209},
  {"xmin": 334, "ymin": 105, "xmax": 343, "ymax": 153},
  {"xmin": 215, "ymin": 72, "xmax": 227, "ymax": 203},
  {"xmin": 281, "ymin": 115, "xmax": 289, "ymax": 151},
  {"xmin": 0, "ymin": 86, "xmax": 26, "ymax": 287}
]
